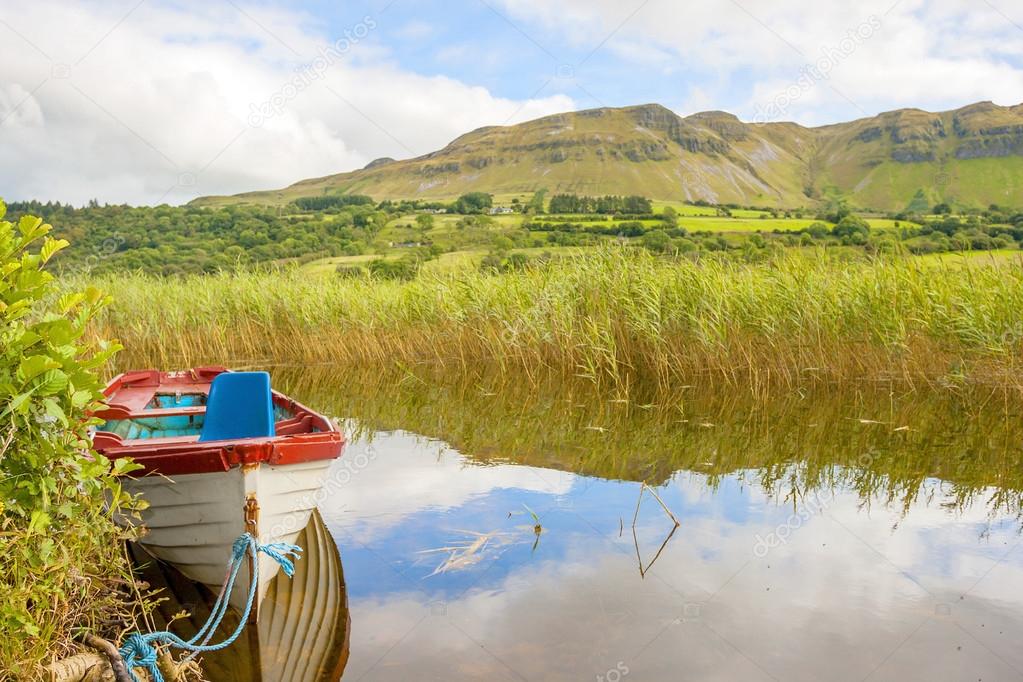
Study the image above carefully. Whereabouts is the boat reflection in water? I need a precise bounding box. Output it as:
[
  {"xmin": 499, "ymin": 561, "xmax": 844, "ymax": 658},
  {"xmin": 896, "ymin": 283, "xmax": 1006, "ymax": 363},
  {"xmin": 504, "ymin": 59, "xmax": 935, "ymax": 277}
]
[{"xmin": 131, "ymin": 508, "xmax": 350, "ymax": 681}]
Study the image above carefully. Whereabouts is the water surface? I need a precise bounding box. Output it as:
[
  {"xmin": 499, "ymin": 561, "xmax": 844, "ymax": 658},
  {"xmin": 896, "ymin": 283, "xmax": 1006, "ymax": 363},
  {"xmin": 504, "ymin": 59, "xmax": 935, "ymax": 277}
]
[
  {"xmin": 285, "ymin": 370, "xmax": 1023, "ymax": 681},
  {"xmin": 149, "ymin": 370, "xmax": 1023, "ymax": 681}
]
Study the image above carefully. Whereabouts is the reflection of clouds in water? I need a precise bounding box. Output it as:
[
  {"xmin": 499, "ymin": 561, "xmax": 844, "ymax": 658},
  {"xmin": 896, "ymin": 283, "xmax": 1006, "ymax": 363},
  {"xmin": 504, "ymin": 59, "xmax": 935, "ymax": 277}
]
[
  {"xmin": 318, "ymin": 431, "xmax": 574, "ymax": 541},
  {"xmin": 329, "ymin": 430, "xmax": 1023, "ymax": 681},
  {"xmin": 345, "ymin": 527, "xmax": 1023, "ymax": 681}
]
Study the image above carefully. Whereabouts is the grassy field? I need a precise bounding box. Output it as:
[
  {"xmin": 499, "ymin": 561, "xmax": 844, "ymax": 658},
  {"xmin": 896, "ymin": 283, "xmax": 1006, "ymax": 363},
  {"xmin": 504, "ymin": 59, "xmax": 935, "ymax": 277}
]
[
  {"xmin": 92, "ymin": 248, "xmax": 1023, "ymax": 391},
  {"xmin": 916, "ymin": 249, "xmax": 1023, "ymax": 267},
  {"xmin": 301, "ymin": 250, "xmax": 484, "ymax": 276},
  {"xmin": 295, "ymin": 204, "xmax": 925, "ymax": 278},
  {"xmin": 681, "ymin": 217, "xmax": 818, "ymax": 232}
]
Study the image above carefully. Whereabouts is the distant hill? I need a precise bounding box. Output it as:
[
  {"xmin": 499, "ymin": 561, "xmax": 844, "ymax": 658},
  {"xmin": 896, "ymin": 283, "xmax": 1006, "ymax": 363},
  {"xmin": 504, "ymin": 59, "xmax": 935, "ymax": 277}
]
[{"xmin": 194, "ymin": 101, "xmax": 1023, "ymax": 211}]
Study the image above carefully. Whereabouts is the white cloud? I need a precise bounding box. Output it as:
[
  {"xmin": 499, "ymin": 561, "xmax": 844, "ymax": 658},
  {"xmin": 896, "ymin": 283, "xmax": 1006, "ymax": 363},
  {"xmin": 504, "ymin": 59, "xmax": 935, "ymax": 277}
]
[
  {"xmin": 394, "ymin": 20, "xmax": 434, "ymax": 40},
  {"xmin": 0, "ymin": 0, "xmax": 573, "ymax": 205},
  {"xmin": 317, "ymin": 431, "xmax": 576, "ymax": 541},
  {"xmin": 495, "ymin": 0, "xmax": 1023, "ymax": 123},
  {"xmin": 4, "ymin": 0, "xmax": 1022, "ymax": 206}
]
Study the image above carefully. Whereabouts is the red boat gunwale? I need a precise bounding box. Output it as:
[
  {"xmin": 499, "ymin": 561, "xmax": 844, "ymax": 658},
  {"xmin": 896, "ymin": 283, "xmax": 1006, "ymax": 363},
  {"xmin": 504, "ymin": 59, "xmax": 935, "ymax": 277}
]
[{"xmin": 92, "ymin": 366, "xmax": 345, "ymax": 476}]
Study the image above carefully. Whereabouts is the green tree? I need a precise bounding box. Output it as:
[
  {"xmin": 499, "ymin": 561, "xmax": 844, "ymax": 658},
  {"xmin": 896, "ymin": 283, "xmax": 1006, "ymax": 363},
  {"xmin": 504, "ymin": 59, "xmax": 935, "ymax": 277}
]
[
  {"xmin": 642, "ymin": 229, "xmax": 672, "ymax": 253},
  {"xmin": 492, "ymin": 236, "xmax": 514, "ymax": 254},
  {"xmin": 526, "ymin": 189, "xmax": 547, "ymax": 215},
  {"xmin": 831, "ymin": 215, "xmax": 871, "ymax": 244},
  {"xmin": 415, "ymin": 213, "xmax": 435, "ymax": 237},
  {"xmin": 662, "ymin": 206, "xmax": 679, "ymax": 227},
  {"xmin": 453, "ymin": 192, "xmax": 494, "ymax": 214}
]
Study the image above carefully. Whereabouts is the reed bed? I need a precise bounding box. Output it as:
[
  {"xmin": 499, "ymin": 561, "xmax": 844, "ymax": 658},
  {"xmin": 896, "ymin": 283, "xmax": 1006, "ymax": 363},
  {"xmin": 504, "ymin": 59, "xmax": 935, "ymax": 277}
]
[{"xmin": 89, "ymin": 248, "xmax": 1023, "ymax": 391}]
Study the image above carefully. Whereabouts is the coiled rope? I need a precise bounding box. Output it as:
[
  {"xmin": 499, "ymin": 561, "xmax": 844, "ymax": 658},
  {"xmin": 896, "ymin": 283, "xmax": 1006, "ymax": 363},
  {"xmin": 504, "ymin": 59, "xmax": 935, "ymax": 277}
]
[{"xmin": 119, "ymin": 533, "xmax": 302, "ymax": 682}]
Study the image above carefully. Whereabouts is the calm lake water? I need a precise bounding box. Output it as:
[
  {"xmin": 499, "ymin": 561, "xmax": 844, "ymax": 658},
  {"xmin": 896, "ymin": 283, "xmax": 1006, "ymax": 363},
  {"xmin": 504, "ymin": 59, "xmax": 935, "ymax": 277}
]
[{"xmin": 160, "ymin": 369, "xmax": 1023, "ymax": 681}]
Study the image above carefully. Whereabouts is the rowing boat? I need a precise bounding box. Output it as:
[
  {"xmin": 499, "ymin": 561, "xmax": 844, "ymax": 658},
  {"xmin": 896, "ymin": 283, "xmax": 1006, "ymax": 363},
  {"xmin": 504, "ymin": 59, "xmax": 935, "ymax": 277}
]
[{"xmin": 92, "ymin": 366, "xmax": 345, "ymax": 616}]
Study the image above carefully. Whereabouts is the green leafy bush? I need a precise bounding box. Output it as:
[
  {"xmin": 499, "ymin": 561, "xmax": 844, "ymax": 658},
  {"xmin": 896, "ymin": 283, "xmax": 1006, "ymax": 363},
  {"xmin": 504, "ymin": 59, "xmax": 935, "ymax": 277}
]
[
  {"xmin": 0, "ymin": 201, "xmax": 142, "ymax": 674},
  {"xmin": 368, "ymin": 256, "xmax": 421, "ymax": 280}
]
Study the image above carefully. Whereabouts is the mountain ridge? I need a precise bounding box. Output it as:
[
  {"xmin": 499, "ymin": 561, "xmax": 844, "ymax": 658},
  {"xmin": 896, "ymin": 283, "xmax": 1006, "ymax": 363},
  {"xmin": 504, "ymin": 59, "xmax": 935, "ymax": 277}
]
[{"xmin": 194, "ymin": 101, "xmax": 1023, "ymax": 210}]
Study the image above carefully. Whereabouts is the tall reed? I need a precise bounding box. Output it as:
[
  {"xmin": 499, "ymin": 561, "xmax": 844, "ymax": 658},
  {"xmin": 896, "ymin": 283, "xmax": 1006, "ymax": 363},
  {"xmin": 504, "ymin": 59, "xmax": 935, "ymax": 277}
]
[{"xmin": 88, "ymin": 248, "xmax": 1023, "ymax": 391}]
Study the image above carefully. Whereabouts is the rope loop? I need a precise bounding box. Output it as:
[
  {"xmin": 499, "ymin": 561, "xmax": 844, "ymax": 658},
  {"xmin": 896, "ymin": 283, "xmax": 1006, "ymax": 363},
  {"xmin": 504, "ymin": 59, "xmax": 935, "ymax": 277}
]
[{"xmin": 118, "ymin": 533, "xmax": 302, "ymax": 682}]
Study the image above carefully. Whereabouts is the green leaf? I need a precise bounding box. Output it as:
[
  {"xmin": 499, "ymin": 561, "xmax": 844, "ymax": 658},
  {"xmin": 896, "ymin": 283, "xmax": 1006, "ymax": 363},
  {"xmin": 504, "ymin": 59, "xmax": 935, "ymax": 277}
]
[
  {"xmin": 58, "ymin": 292, "xmax": 85, "ymax": 313},
  {"xmin": 17, "ymin": 215, "xmax": 42, "ymax": 237},
  {"xmin": 39, "ymin": 538, "xmax": 56, "ymax": 562},
  {"xmin": 112, "ymin": 458, "xmax": 144, "ymax": 476},
  {"xmin": 71, "ymin": 390, "xmax": 93, "ymax": 408},
  {"xmin": 39, "ymin": 237, "xmax": 69, "ymax": 264},
  {"xmin": 35, "ymin": 369, "xmax": 69, "ymax": 395},
  {"xmin": 27, "ymin": 510, "xmax": 50, "ymax": 534},
  {"xmin": 16, "ymin": 355, "xmax": 60, "ymax": 384},
  {"xmin": 4, "ymin": 391, "xmax": 32, "ymax": 416},
  {"xmin": 43, "ymin": 398, "xmax": 67, "ymax": 427}
]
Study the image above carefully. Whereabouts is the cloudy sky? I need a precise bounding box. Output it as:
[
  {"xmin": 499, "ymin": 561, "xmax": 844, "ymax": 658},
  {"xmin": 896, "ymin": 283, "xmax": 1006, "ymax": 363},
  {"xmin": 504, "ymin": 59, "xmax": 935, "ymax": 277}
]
[{"xmin": 1, "ymin": 0, "xmax": 1022, "ymax": 205}]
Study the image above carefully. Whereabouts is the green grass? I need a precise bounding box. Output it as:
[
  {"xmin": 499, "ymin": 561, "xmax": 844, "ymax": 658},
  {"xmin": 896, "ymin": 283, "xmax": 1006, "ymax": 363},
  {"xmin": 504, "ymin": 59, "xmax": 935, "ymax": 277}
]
[
  {"xmin": 840, "ymin": 156, "xmax": 1023, "ymax": 212},
  {"xmin": 92, "ymin": 248, "xmax": 1023, "ymax": 390},
  {"xmin": 301, "ymin": 250, "xmax": 485, "ymax": 276},
  {"xmin": 915, "ymin": 249, "xmax": 1023, "ymax": 267},
  {"xmin": 681, "ymin": 217, "xmax": 818, "ymax": 232}
]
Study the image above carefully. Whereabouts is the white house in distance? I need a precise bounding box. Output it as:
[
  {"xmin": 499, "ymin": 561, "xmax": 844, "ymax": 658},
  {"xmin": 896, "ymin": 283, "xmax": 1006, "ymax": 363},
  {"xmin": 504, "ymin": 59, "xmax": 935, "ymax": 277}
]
[{"xmin": 488, "ymin": 206, "xmax": 516, "ymax": 215}]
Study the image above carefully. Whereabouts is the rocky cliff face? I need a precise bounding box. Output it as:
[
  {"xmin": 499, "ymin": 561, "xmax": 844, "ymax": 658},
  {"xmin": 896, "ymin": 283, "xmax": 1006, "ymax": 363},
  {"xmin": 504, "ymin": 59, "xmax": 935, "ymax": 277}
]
[{"xmin": 195, "ymin": 101, "xmax": 1023, "ymax": 210}]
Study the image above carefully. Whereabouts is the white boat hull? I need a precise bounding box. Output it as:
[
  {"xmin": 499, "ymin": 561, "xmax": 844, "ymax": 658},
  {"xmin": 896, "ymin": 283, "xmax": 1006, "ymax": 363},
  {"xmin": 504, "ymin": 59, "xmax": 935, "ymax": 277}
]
[
  {"xmin": 130, "ymin": 508, "xmax": 351, "ymax": 681},
  {"xmin": 127, "ymin": 458, "xmax": 333, "ymax": 614}
]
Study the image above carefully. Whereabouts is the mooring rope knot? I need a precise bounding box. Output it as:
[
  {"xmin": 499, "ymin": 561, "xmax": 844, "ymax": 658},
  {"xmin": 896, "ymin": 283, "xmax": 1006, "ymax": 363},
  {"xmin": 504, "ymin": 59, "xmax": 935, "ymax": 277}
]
[
  {"xmin": 120, "ymin": 633, "xmax": 159, "ymax": 677},
  {"xmin": 118, "ymin": 532, "xmax": 302, "ymax": 682}
]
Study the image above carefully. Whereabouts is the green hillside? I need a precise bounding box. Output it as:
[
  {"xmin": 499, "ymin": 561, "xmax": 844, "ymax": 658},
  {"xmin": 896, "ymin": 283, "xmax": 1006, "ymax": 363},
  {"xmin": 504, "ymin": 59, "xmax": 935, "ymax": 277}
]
[{"xmin": 194, "ymin": 101, "xmax": 1023, "ymax": 211}]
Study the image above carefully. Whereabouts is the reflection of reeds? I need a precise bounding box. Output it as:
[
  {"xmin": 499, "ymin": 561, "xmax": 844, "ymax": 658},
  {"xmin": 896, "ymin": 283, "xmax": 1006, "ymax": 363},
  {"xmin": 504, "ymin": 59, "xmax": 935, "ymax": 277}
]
[
  {"xmin": 90, "ymin": 249, "xmax": 1023, "ymax": 390},
  {"xmin": 276, "ymin": 365, "xmax": 1023, "ymax": 523}
]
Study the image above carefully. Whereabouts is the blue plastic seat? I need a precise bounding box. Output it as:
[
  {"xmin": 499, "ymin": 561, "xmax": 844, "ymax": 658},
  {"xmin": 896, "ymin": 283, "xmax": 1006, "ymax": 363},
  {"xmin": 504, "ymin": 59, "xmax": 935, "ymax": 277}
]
[{"xmin": 198, "ymin": 372, "xmax": 276, "ymax": 442}]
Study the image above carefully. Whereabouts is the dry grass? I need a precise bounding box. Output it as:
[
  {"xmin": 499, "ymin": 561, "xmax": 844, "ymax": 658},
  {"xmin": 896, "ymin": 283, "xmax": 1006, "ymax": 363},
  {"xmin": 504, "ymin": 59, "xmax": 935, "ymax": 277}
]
[{"xmin": 89, "ymin": 248, "xmax": 1023, "ymax": 392}]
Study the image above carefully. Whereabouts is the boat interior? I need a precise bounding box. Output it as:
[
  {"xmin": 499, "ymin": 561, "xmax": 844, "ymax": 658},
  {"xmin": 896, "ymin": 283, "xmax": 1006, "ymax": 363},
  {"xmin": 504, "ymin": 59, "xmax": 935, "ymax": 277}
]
[{"xmin": 97, "ymin": 368, "xmax": 323, "ymax": 443}]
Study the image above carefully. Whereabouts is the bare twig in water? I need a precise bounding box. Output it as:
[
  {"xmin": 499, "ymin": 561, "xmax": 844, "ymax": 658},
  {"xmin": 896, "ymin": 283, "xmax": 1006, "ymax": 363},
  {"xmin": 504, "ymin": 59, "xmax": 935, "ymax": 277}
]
[
  {"xmin": 632, "ymin": 483, "xmax": 681, "ymax": 528},
  {"xmin": 632, "ymin": 484, "xmax": 645, "ymax": 527},
  {"xmin": 630, "ymin": 482, "xmax": 681, "ymax": 578},
  {"xmin": 632, "ymin": 523, "xmax": 679, "ymax": 578},
  {"xmin": 644, "ymin": 484, "xmax": 681, "ymax": 527}
]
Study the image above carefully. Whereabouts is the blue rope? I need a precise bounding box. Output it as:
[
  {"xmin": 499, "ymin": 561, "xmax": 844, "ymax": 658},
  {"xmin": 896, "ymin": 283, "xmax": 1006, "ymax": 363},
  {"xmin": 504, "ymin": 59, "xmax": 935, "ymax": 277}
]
[{"xmin": 119, "ymin": 533, "xmax": 302, "ymax": 682}]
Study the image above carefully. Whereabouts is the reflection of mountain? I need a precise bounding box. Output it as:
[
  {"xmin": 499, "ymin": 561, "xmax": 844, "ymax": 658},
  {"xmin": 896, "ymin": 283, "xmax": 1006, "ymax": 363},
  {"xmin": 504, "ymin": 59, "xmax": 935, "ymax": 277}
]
[
  {"xmin": 276, "ymin": 367, "xmax": 1023, "ymax": 520},
  {"xmin": 131, "ymin": 508, "xmax": 349, "ymax": 681}
]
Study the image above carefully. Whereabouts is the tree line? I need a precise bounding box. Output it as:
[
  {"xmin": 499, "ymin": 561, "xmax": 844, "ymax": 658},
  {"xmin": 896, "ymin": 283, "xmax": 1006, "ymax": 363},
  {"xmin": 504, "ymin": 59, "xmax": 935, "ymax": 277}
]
[{"xmin": 547, "ymin": 194, "xmax": 653, "ymax": 214}]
